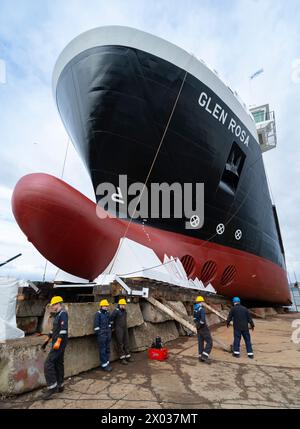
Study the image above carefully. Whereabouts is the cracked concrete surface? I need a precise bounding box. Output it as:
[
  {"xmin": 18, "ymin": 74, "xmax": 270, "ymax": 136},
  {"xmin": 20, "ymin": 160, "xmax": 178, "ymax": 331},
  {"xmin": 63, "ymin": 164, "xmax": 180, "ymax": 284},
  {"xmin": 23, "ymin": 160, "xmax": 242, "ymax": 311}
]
[{"xmin": 0, "ymin": 313, "xmax": 299, "ymax": 409}]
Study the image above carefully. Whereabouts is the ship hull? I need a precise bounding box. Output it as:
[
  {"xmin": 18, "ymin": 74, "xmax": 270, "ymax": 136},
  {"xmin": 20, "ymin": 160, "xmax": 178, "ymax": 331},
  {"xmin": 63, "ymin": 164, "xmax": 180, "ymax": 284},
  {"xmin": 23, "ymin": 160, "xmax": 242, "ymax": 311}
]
[
  {"xmin": 11, "ymin": 26, "xmax": 291, "ymax": 305},
  {"xmin": 12, "ymin": 173, "xmax": 291, "ymax": 305},
  {"xmin": 55, "ymin": 43, "xmax": 285, "ymax": 271}
]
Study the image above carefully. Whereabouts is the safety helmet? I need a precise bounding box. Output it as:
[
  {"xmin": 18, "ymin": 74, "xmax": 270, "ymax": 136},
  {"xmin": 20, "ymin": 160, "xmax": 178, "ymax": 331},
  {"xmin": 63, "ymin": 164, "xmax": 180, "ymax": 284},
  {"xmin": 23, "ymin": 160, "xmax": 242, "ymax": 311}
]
[
  {"xmin": 50, "ymin": 296, "xmax": 63, "ymax": 306},
  {"xmin": 118, "ymin": 298, "xmax": 127, "ymax": 305},
  {"xmin": 232, "ymin": 297, "xmax": 241, "ymax": 303},
  {"xmin": 195, "ymin": 296, "xmax": 204, "ymax": 303},
  {"xmin": 99, "ymin": 299, "xmax": 110, "ymax": 307}
]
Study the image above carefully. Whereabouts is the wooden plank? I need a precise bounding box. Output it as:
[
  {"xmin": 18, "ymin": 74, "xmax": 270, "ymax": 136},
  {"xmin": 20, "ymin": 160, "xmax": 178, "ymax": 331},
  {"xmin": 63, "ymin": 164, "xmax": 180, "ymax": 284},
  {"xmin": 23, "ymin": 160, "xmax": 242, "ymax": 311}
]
[
  {"xmin": 147, "ymin": 296, "xmax": 196, "ymax": 331},
  {"xmin": 147, "ymin": 296, "xmax": 230, "ymax": 352},
  {"xmin": 202, "ymin": 302, "xmax": 228, "ymax": 321},
  {"xmin": 249, "ymin": 309, "xmax": 265, "ymax": 319},
  {"xmin": 161, "ymin": 299, "xmax": 192, "ymax": 323}
]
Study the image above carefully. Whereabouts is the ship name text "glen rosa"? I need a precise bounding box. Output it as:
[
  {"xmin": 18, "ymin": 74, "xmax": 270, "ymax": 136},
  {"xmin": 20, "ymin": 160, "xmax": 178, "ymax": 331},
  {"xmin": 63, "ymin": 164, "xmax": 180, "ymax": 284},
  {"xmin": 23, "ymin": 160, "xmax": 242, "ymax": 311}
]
[{"xmin": 198, "ymin": 91, "xmax": 250, "ymax": 147}]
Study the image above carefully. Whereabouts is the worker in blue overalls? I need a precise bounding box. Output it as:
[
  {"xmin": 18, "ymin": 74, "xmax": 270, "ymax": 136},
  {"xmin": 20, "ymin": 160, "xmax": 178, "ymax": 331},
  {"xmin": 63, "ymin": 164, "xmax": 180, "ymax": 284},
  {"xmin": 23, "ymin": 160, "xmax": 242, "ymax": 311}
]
[
  {"xmin": 41, "ymin": 296, "xmax": 68, "ymax": 400},
  {"xmin": 94, "ymin": 299, "xmax": 113, "ymax": 372},
  {"xmin": 227, "ymin": 296, "xmax": 255, "ymax": 358},
  {"xmin": 194, "ymin": 295, "xmax": 213, "ymax": 364}
]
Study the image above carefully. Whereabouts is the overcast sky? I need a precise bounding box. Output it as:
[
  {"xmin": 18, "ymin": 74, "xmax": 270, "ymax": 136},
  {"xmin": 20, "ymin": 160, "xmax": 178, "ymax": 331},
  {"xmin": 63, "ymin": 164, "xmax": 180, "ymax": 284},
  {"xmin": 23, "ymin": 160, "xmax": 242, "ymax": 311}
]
[{"xmin": 0, "ymin": 0, "xmax": 299, "ymax": 283}]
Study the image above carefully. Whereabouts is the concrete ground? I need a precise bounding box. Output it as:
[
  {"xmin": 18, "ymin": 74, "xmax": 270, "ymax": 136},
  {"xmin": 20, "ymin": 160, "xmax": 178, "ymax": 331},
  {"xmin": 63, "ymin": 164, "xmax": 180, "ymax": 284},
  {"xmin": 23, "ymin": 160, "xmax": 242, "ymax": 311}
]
[{"xmin": 1, "ymin": 313, "xmax": 299, "ymax": 409}]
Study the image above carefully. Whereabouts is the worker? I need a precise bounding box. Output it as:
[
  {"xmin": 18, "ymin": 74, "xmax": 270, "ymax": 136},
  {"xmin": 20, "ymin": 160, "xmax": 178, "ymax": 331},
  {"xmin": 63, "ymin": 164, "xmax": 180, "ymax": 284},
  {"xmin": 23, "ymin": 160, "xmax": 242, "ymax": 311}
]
[
  {"xmin": 41, "ymin": 296, "xmax": 68, "ymax": 400},
  {"xmin": 193, "ymin": 295, "xmax": 213, "ymax": 364},
  {"xmin": 227, "ymin": 297, "xmax": 255, "ymax": 358},
  {"xmin": 94, "ymin": 299, "xmax": 113, "ymax": 372},
  {"xmin": 110, "ymin": 298, "xmax": 134, "ymax": 365}
]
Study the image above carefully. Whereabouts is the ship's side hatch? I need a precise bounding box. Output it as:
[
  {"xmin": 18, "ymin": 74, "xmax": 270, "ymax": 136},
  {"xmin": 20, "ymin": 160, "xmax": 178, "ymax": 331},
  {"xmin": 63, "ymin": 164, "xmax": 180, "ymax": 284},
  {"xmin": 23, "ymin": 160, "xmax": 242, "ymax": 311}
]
[
  {"xmin": 218, "ymin": 142, "xmax": 246, "ymax": 197},
  {"xmin": 272, "ymin": 204, "xmax": 285, "ymax": 259}
]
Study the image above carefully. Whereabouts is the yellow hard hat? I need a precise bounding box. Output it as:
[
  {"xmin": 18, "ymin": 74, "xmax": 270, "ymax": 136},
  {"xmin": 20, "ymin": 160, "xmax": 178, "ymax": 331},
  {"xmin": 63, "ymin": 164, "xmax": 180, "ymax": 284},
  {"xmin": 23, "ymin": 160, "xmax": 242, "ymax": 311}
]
[
  {"xmin": 99, "ymin": 299, "xmax": 109, "ymax": 307},
  {"xmin": 195, "ymin": 296, "xmax": 204, "ymax": 303},
  {"xmin": 50, "ymin": 296, "xmax": 63, "ymax": 306},
  {"xmin": 118, "ymin": 298, "xmax": 127, "ymax": 305}
]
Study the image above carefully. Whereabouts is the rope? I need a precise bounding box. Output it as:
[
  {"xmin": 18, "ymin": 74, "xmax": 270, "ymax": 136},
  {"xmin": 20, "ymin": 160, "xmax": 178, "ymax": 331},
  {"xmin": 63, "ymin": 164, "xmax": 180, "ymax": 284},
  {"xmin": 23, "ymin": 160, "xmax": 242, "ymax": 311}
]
[
  {"xmin": 61, "ymin": 138, "xmax": 70, "ymax": 179},
  {"xmin": 112, "ymin": 148, "xmax": 267, "ymax": 278},
  {"xmin": 102, "ymin": 60, "xmax": 192, "ymax": 283},
  {"xmin": 42, "ymin": 260, "xmax": 48, "ymax": 283},
  {"xmin": 264, "ymin": 162, "xmax": 275, "ymax": 205},
  {"xmin": 42, "ymin": 138, "xmax": 70, "ymax": 283}
]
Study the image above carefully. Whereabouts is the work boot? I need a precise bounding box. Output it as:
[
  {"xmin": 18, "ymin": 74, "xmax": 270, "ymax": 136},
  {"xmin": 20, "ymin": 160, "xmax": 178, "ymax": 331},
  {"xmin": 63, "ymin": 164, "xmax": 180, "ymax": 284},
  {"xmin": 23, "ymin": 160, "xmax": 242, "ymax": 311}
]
[
  {"xmin": 41, "ymin": 387, "xmax": 57, "ymax": 400},
  {"xmin": 200, "ymin": 357, "xmax": 211, "ymax": 365},
  {"xmin": 57, "ymin": 385, "xmax": 64, "ymax": 393},
  {"xmin": 102, "ymin": 365, "xmax": 112, "ymax": 372},
  {"xmin": 120, "ymin": 359, "xmax": 128, "ymax": 365},
  {"xmin": 233, "ymin": 354, "xmax": 240, "ymax": 358},
  {"xmin": 126, "ymin": 356, "xmax": 134, "ymax": 363},
  {"xmin": 248, "ymin": 355, "xmax": 254, "ymax": 359}
]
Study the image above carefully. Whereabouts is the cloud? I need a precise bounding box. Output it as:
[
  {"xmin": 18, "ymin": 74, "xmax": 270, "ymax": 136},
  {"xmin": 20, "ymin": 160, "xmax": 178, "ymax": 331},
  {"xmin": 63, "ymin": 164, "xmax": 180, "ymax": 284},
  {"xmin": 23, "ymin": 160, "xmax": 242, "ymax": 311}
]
[{"xmin": 0, "ymin": 0, "xmax": 299, "ymax": 282}]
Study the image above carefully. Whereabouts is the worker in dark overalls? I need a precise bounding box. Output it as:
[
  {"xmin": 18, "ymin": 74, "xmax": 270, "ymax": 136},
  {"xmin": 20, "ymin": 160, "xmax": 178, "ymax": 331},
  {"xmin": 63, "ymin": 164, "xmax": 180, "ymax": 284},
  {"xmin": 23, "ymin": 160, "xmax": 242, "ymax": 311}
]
[
  {"xmin": 193, "ymin": 295, "xmax": 213, "ymax": 364},
  {"xmin": 110, "ymin": 298, "xmax": 134, "ymax": 365},
  {"xmin": 41, "ymin": 296, "xmax": 68, "ymax": 400},
  {"xmin": 227, "ymin": 296, "xmax": 255, "ymax": 358},
  {"xmin": 94, "ymin": 299, "xmax": 112, "ymax": 372}
]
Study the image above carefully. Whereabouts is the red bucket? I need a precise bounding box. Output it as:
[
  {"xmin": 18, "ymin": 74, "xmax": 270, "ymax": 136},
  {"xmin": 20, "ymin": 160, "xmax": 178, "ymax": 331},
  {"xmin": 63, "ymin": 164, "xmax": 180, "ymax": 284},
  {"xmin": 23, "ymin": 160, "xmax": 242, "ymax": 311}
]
[{"xmin": 148, "ymin": 347, "xmax": 168, "ymax": 361}]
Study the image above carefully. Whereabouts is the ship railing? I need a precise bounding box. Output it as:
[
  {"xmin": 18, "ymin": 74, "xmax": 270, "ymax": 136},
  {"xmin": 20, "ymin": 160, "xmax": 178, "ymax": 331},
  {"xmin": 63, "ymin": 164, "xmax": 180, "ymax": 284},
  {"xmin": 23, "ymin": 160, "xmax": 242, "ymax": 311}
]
[{"xmin": 255, "ymin": 110, "xmax": 277, "ymax": 152}]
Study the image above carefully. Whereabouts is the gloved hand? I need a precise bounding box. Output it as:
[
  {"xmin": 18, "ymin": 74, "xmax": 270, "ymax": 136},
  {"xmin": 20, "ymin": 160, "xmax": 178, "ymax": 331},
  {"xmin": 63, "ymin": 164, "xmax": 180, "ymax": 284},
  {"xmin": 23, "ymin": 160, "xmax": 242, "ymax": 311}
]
[
  {"xmin": 227, "ymin": 323, "xmax": 230, "ymax": 328},
  {"xmin": 251, "ymin": 326, "xmax": 255, "ymax": 331},
  {"xmin": 41, "ymin": 336, "xmax": 50, "ymax": 351},
  {"xmin": 41, "ymin": 342, "xmax": 48, "ymax": 351},
  {"xmin": 53, "ymin": 338, "xmax": 62, "ymax": 350}
]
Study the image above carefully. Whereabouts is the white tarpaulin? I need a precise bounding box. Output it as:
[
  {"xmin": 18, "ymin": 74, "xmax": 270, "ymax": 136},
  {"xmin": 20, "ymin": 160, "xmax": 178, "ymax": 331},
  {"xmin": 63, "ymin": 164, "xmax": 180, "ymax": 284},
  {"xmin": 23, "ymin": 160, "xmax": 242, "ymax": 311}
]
[
  {"xmin": 54, "ymin": 269, "xmax": 90, "ymax": 284},
  {"xmin": 95, "ymin": 238, "xmax": 216, "ymax": 293},
  {"xmin": 0, "ymin": 277, "xmax": 25, "ymax": 341},
  {"xmin": 205, "ymin": 283, "xmax": 217, "ymax": 294},
  {"xmin": 99, "ymin": 238, "xmax": 174, "ymax": 283}
]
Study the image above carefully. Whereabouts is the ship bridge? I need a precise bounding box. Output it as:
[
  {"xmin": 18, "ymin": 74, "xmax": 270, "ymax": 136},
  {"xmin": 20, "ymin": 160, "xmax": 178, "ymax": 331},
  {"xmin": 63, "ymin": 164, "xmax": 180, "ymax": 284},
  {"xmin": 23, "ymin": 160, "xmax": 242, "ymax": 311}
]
[{"xmin": 249, "ymin": 104, "xmax": 277, "ymax": 152}]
